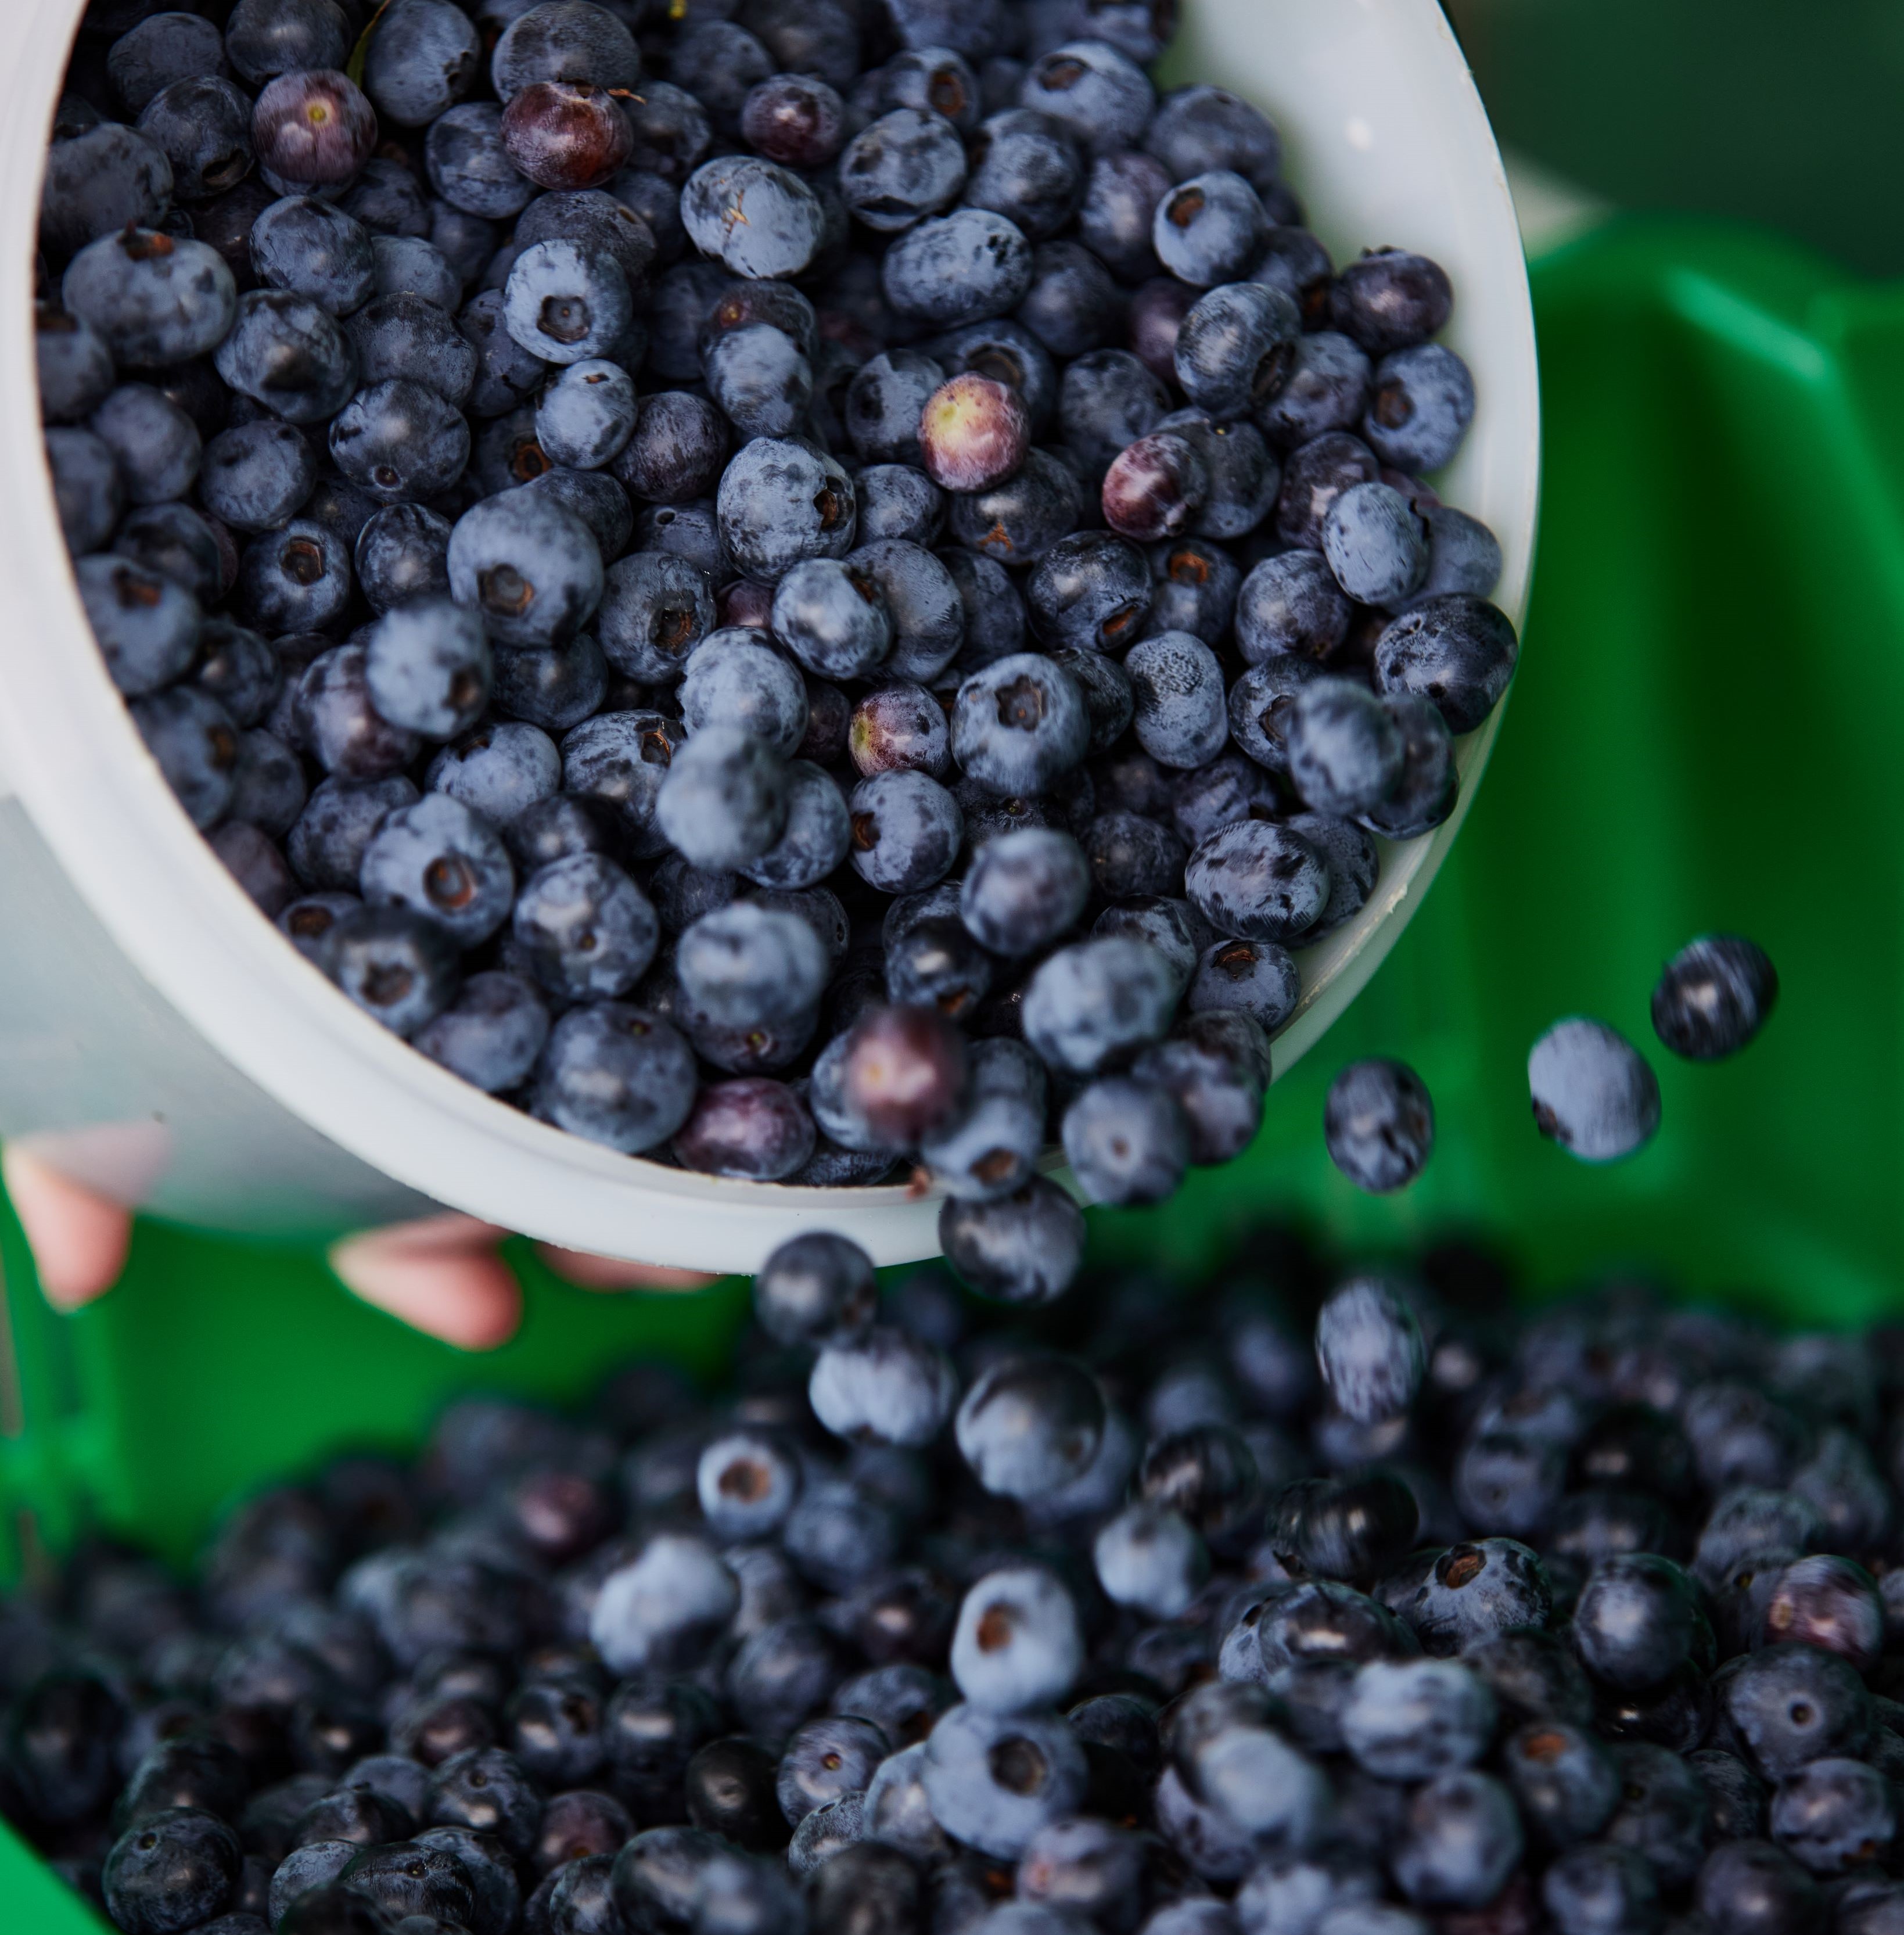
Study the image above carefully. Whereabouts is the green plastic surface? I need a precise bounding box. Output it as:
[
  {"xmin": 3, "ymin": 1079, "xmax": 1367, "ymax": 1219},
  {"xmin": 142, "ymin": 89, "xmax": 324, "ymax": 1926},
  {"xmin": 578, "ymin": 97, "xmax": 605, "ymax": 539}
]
[{"xmin": 7, "ymin": 216, "xmax": 1904, "ymax": 1926}]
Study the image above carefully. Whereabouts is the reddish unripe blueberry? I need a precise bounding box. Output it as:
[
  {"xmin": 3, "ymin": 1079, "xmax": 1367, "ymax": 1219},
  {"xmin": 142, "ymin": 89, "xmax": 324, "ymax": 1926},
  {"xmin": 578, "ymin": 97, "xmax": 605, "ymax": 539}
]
[
  {"xmin": 1102, "ymin": 430, "xmax": 1209, "ymax": 541},
  {"xmin": 917, "ymin": 374, "xmax": 1031, "ymax": 494},
  {"xmin": 739, "ymin": 74, "xmax": 846, "ymax": 170},
  {"xmin": 501, "ymin": 81, "xmax": 634, "ymax": 192},
  {"xmin": 849, "ymin": 682, "xmax": 950, "ymax": 778},
  {"xmin": 252, "ymin": 69, "xmax": 378, "ymax": 185},
  {"xmin": 719, "ymin": 579, "xmax": 775, "ymax": 629},
  {"xmin": 842, "ymin": 1004, "xmax": 969, "ymax": 1146},
  {"xmin": 1758, "ymin": 1555, "xmax": 1885, "ymax": 1675}
]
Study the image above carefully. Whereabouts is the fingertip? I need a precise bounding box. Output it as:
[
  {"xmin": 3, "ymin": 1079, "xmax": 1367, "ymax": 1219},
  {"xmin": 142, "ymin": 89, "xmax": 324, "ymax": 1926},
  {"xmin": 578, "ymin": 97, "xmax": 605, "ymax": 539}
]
[
  {"xmin": 330, "ymin": 1230, "xmax": 525, "ymax": 1351},
  {"xmin": 2, "ymin": 1146, "xmax": 134, "ymax": 1311},
  {"xmin": 533, "ymin": 1243, "xmax": 719, "ymax": 1293}
]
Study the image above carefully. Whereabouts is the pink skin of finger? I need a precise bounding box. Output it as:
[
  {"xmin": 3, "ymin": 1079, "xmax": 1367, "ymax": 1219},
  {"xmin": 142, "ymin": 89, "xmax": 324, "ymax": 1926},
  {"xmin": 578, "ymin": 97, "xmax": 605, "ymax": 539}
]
[{"xmin": 3, "ymin": 1150, "xmax": 716, "ymax": 1349}]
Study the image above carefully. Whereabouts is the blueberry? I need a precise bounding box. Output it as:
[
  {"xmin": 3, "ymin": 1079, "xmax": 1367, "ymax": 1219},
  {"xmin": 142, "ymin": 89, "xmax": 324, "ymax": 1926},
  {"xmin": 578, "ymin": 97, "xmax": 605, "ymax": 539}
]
[
  {"xmin": 1766, "ymin": 1758, "xmax": 1892, "ymax": 1875},
  {"xmin": 250, "ymin": 68, "xmax": 378, "ymax": 191},
  {"xmin": 249, "ymin": 195, "xmax": 376, "ymax": 317},
  {"xmin": 717, "ymin": 438, "xmax": 856, "ymax": 583},
  {"xmin": 36, "ymin": 305, "xmax": 116, "ymax": 424},
  {"xmin": 132, "ymin": 684, "xmax": 242, "ymax": 827},
  {"xmin": 844, "ymin": 351, "xmax": 946, "ymax": 468},
  {"xmin": 922, "ymin": 1704, "xmax": 1090, "ymax": 1859},
  {"xmin": 1184, "ymin": 820, "xmax": 1330, "ymax": 943},
  {"xmin": 1528, "ymin": 1018, "xmax": 1662, "ymax": 1164},
  {"xmin": 739, "ymin": 73, "xmax": 847, "ymax": 170},
  {"xmin": 1363, "ymin": 344, "xmax": 1475, "ymax": 476},
  {"xmin": 810, "ymin": 1327, "xmax": 959, "ymax": 1448},
  {"xmin": 1145, "ymin": 83, "xmax": 1281, "ymax": 191},
  {"xmin": 964, "ymin": 110, "xmax": 1083, "ymax": 243},
  {"xmin": 954, "ymin": 827, "xmax": 1087, "ymax": 958},
  {"xmin": 1184, "ymin": 936, "xmax": 1298, "ymax": 1036},
  {"xmin": 679, "ymin": 156, "xmax": 825, "ymax": 280},
  {"xmin": 1025, "ymin": 532, "xmax": 1152, "ymax": 656},
  {"xmin": 1018, "ymin": 41, "xmax": 1152, "ymax": 157},
  {"xmin": 1651, "ymin": 936, "xmax": 1778, "ymax": 1062},
  {"xmin": 1695, "ymin": 1840, "xmax": 1821, "ymax": 1935},
  {"xmin": 1358, "ymin": 693, "xmax": 1456, "ymax": 841},
  {"xmin": 89, "ymin": 381, "xmax": 202, "ymax": 507},
  {"xmin": 329, "ymin": 903, "xmax": 462, "ymax": 1036},
  {"xmin": 513, "ymin": 853, "xmax": 659, "ymax": 999},
  {"xmin": 287, "ymin": 774, "xmax": 416, "ymax": 892},
  {"xmin": 500, "ymin": 82, "xmax": 635, "ymax": 196},
  {"xmin": 1391, "ymin": 1771, "xmax": 1524, "ymax": 1909},
  {"xmin": 938, "ymin": 1176, "xmax": 1088, "ymax": 1305},
  {"xmin": 346, "ymin": 292, "xmax": 481, "ymax": 406},
  {"xmin": 776, "ymin": 1716, "xmax": 889, "ymax": 1829},
  {"xmin": 1331, "ymin": 250, "xmax": 1453, "ymax": 357},
  {"xmin": 1322, "ymin": 481, "xmax": 1428, "ymax": 607},
  {"xmin": 919, "ymin": 1038, "xmax": 1047, "ymax": 1200},
  {"xmin": 1261, "ymin": 332, "xmax": 1373, "ymax": 450},
  {"xmin": 361, "ymin": 792, "xmax": 515, "ymax": 945},
  {"xmin": 1541, "ymin": 1844, "xmax": 1660, "ymax": 1935},
  {"xmin": 359, "ymin": 0, "xmax": 481, "ymax": 128},
  {"xmin": 1076, "ymin": 150, "xmax": 1170, "ymax": 282},
  {"xmin": 1122, "ymin": 631, "xmax": 1228, "ymax": 769},
  {"xmin": 1152, "ymin": 172, "xmax": 1267, "ymax": 288},
  {"xmin": 1174, "ymin": 283, "xmax": 1300, "ymax": 422},
  {"xmin": 677, "ymin": 900, "xmax": 827, "ymax": 1031},
  {"xmin": 840, "ymin": 108, "xmax": 968, "ymax": 234},
  {"xmin": 76, "ymin": 553, "xmax": 200, "ymax": 697},
  {"xmin": 804, "ymin": 1840, "xmax": 918, "ymax": 1933},
  {"xmin": 1314, "ymin": 1276, "xmax": 1424, "ymax": 1425},
  {"xmin": 1319, "ymin": 1056, "xmax": 1432, "ymax": 1192},
  {"xmin": 1399, "ymin": 507, "xmax": 1497, "ymax": 611},
  {"xmin": 1062, "ymin": 1075, "xmax": 1189, "ymax": 1206},
  {"xmin": 63, "ymin": 228, "xmax": 239, "ymax": 371},
  {"xmin": 228, "ymin": 728, "xmax": 308, "ymax": 838},
  {"xmin": 40, "ymin": 121, "xmax": 174, "ymax": 260},
  {"xmin": 1338, "ymin": 1658, "xmax": 1495, "ymax": 1783},
  {"xmin": 361, "ymin": 597, "xmax": 491, "ymax": 739},
  {"xmin": 1371, "ymin": 594, "xmax": 1516, "ymax": 743},
  {"xmin": 1021, "ymin": 935, "xmax": 1179, "ymax": 1075},
  {"xmin": 414, "ymin": 970, "xmax": 550, "ymax": 1093},
  {"xmin": 649, "ymin": 724, "xmax": 786, "ymax": 870},
  {"xmin": 671, "ymin": 1076, "xmax": 814, "ymax": 1179},
  {"xmin": 450, "ymin": 488, "xmax": 605, "ymax": 647},
  {"xmin": 1102, "ymin": 430, "xmax": 1209, "ymax": 542},
  {"xmin": 1500, "ymin": 1720, "xmax": 1620, "ymax": 1850},
  {"xmin": 702, "ymin": 324, "xmax": 813, "ymax": 441},
  {"xmin": 109, "ymin": 12, "xmax": 232, "ymax": 116},
  {"xmin": 855, "ymin": 465, "xmax": 946, "ymax": 548},
  {"xmin": 1404, "ymin": 1542, "xmax": 1551, "ymax": 1660},
  {"xmin": 429, "ymin": 718, "xmax": 561, "ymax": 825},
  {"xmin": 503, "ymin": 238, "xmax": 632, "ymax": 365},
  {"xmin": 1236, "ymin": 551, "xmax": 1352, "ymax": 666},
  {"xmin": 881, "ymin": 209, "xmax": 1034, "ymax": 329},
  {"xmin": 680, "ymin": 633, "xmax": 808, "ymax": 758},
  {"xmin": 46, "ymin": 426, "xmax": 124, "ymax": 554},
  {"xmin": 1724, "ymin": 1644, "xmax": 1872, "ymax": 1780}
]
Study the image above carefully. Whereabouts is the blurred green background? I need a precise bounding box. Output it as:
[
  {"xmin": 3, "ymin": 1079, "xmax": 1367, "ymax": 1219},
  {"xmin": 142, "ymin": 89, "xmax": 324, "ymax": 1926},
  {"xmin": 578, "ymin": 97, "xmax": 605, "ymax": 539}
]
[{"xmin": 1446, "ymin": 0, "xmax": 1904, "ymax": 277}]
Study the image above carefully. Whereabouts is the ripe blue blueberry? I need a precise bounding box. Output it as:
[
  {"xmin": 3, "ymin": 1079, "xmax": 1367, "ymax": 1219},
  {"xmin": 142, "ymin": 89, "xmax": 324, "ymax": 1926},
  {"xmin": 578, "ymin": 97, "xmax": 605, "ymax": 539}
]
[
  {"xmin": 533, "ymin": 1001, "xmax": 697, "ymax": 1153},
  {"xmin": 809, "ymin": 1327, "xmax": 959, "ymax": 1449},
  {"xmin": 680, "ymin": 633, "xmax": 809, "ymax": 758},
  {"xmin": 1322, "ymin": 481, "xmax": 1429, "ymax": 608},
  {"xmin": 1528, "ymin": 1018, "xmax": 1662, "ymax": 1164},
  {"xmin": 504, "ymin": 239, "xmax": 633, "ymax": 364},
  {"xmin": 413, "ymin": 970, "xmax": 550, "ymax": 1094},
  {"xmin": 361, "ymin": 792, "xmax": 515, "ymax": 946},
  {"xmin": 1652, "ymin": 936, "xmax": 1778, "ymax": 1062},
  {"xmin": 1324, "ymin": 1058, "xmax": 1435, "ymax": 1194},
  {"xmin": 512, "ymin": 852, "xmax": 659, "ymax": 999},
  {"xmin": 363, "ymin": 597, "xmax": 491, "ymax": 739}
]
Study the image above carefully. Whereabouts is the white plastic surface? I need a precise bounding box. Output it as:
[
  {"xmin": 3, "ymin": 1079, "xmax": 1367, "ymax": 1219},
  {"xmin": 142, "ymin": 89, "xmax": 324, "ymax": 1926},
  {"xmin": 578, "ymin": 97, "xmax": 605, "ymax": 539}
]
[{"xmin": 0, "ymin": 0, "xmax": 1539, "ymax": 1270}]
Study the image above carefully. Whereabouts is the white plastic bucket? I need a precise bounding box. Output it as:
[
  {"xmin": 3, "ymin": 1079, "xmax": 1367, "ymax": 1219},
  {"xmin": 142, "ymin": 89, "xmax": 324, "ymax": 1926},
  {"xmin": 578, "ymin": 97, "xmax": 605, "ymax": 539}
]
[{"xmin": 0, "ymin": 0, "xmax": 1539, "ymax": 1271}]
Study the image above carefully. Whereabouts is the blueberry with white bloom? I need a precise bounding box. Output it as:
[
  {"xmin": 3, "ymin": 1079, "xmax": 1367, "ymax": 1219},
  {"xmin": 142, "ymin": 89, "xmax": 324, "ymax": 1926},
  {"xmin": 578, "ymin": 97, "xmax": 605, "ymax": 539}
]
[{"xmin": 590, "ymin": 1534, "xmax": 739, "ymax": 1674}]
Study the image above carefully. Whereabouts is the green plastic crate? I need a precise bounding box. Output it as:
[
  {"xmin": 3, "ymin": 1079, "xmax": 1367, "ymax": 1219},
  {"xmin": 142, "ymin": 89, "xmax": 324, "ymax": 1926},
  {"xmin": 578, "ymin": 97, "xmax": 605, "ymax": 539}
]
[{"xmin": 10, "ymin": 214, "xmax": 1904, "ymax": 1926}]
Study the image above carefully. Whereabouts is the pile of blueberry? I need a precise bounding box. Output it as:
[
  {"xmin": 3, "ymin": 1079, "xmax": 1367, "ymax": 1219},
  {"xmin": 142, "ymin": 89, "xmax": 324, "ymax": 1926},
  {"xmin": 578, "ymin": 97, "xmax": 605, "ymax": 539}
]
[
  {"xmin": 9, "ymin": 1223, "xmax": 1904, "ymax": 1935},
  {"xmin": 37, "ymin": 0, "xmax": 1517, "ymax": 1219}
]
